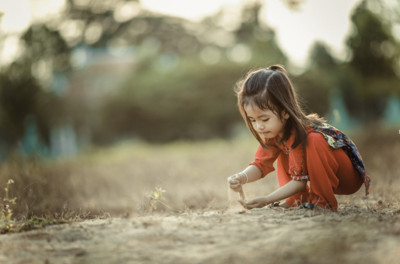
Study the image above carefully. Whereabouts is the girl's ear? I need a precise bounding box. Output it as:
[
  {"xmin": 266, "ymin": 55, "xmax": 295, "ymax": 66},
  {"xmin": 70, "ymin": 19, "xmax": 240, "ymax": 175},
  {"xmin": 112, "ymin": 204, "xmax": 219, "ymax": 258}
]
[{"xmin": 282, "ymin": 111, "xmax": 290, "ymax": 120}]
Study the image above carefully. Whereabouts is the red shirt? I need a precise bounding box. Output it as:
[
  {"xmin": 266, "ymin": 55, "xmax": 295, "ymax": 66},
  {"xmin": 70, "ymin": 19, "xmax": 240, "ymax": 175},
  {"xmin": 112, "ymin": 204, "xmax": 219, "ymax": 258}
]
[{"xmin": 250, "ymin": 129, "xmax": 308, "ymax": 181}]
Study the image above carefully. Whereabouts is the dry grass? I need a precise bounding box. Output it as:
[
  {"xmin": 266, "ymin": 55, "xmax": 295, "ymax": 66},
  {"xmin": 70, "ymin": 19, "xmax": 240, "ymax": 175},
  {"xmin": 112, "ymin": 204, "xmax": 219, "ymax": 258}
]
[
  {"xmin": 0, "ymin": 127, "xmax": 399, "ymax": 220},
  {"xmin": 0, "ymin": 128, "xmax": 399, "ymax": 263}
]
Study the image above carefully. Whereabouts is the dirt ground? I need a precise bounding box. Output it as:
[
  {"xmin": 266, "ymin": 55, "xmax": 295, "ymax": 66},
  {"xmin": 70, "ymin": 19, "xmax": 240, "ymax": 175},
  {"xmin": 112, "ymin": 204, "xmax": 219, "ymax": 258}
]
[
  {"xmin": 1, "ymin": 200, "xmax": 399, "ymax": 264},
  {"xmin": 0, "ymin": 132, "xmax": 399, "ymax": 264}
]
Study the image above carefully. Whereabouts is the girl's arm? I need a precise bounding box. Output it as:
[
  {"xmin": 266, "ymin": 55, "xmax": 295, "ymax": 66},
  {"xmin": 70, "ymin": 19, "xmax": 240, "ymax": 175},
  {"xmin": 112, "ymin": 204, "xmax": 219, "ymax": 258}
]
[
  {"xmin": 239, "ymin": 180, "xmax": 307, "ymax": 209},
  {"xmin": 227, "ymin": 165, "xmax": 263, "ymax": 192},
  {"xmin": 242, "ymin": 165, "xmax": 263, "ymax": 183}
]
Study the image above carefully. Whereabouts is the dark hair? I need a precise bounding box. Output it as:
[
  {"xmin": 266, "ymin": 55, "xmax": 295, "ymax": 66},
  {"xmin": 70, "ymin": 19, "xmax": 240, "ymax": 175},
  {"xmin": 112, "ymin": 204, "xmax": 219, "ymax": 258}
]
[{"xmin": 235, "ymin": 64, "xmax": 324, "ymax": 149}]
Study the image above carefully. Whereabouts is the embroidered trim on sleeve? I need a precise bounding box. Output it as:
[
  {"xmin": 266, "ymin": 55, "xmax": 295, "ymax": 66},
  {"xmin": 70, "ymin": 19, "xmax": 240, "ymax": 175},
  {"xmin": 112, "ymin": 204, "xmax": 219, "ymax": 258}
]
[{"xmin": 291, "ymin": 175, "xmax": 309, "ymax": 181}]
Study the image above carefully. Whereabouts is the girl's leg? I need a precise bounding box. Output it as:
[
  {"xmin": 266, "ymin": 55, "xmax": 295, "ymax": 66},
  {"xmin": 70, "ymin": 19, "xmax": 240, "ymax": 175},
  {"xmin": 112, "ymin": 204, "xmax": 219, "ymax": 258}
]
[
  {"xmin": 332, "ymin": 148, "xmax": 363, "ymax": 195},
  {"xmin": 276, "ymin": 154, "xmax": 309, "ymax": 207},
  {"xmin": 306, "ymin": 132, "xmax": 363, "ymax": 211}
]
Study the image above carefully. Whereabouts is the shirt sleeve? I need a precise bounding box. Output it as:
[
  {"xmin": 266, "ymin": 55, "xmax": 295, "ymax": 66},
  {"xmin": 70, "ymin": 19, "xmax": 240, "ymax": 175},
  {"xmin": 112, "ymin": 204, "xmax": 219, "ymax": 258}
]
[
  {"xmin": 288, "ymin": 143, "xmax": 308, "ymax": 181},
  {"xmin": 249, "ymin": 144, "xmax": 280, "ymax": 178}
]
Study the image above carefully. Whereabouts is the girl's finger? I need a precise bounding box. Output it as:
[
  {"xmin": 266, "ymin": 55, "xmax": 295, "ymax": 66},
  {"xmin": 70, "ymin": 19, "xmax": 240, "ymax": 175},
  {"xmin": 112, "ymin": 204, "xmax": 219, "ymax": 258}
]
[
  {"xmin": 245, "ymin": 199, "xmax": 257, "ymax": 206},
  {"xmin": 229, "ymin": 179, "xmax": 239, "ymax": 185},
  {"xmin": 241, "ymin": 198, "xmax": 265, "ymax": 209},
  {"xmin": 238, "ymin": 199, "xmax": 257, "ymax": 209},
  {"xmin": 230, "ymin": 183, "xmax": 241, "ymax": 189},
  {"xmin": 245, "ymin": 202, "xmax": 258, "ymax": 209}
]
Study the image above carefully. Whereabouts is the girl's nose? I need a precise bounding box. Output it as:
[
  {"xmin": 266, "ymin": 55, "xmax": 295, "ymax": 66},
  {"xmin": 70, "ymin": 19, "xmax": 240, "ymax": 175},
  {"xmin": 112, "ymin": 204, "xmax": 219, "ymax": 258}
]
[{"xmin": 257, "ymin": 122, "xmax": 265, "ymax": 130}]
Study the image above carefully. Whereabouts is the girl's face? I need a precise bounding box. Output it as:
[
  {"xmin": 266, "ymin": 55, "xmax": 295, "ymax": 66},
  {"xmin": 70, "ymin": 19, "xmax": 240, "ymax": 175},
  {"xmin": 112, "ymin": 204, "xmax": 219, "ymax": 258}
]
[{"xmin": 244, "ymin": 104, "xmax": 289, "ymax": 140}]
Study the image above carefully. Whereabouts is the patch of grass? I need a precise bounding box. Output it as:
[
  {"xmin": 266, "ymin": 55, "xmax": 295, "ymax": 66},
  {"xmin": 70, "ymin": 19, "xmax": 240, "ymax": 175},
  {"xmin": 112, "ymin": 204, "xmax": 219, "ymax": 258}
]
[
  {"xmin": 0, "ymin": 179, "xmax": 17, "ymax": 233},
  {"xmin": 17, "ymin": 217, "xmax": 68, "ymax": 232},
  {"xmin": 146, "ymin": 187, "xmax": 170, "ymax": 212},
  {"xmin": 0, "ymin": 179, "xmax": 68, "ymax": 234},
  {"xmin": 0, "ymin": 127, "xmax": 399, "ymax": 234},
  {"xmin": 0, "ymin": 154, "xmax": 79, "ymax": 220}
]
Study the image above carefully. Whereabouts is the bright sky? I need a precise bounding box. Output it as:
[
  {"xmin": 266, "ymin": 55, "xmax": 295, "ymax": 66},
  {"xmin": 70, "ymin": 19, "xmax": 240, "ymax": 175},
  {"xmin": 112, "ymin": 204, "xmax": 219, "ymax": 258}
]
[
  {"xmin": 0, "ymin": 0, "xmax": 361, "ymax": 66},
  {"xmin": 141, "ymin": 0, "xmax": 362, "ymax": 66},
  {"xmin": 263, "ymin": 0, "xmax": 361, "ymax": 65}
]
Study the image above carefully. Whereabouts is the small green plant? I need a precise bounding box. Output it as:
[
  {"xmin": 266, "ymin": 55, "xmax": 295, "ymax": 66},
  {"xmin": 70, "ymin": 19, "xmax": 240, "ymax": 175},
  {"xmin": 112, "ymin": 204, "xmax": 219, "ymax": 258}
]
[
  {"xmin": 18, "ymin": 216, "xmax": 67, "ymax": 232},
  {"xmin": 1, "ymin": 179, "xmax": 17, "ymax": 233},
  {"xmin": 148, "ymin": 187, "xmax": 169, "ymax": 212}
]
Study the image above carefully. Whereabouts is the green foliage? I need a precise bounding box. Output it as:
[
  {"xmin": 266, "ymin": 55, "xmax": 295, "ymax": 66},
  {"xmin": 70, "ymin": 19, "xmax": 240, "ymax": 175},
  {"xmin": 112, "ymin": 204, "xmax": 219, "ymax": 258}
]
[
  {"xmin": 297, "ymin": 0, "xmax": 400, "ymax": 123},
  {"xmin": 94, "ymin": 2, "xmax": 287, "ymax": 143},
  {"xmin": 294, "ymin": 72, "xmax": 331, "ymax": 117},
  {"xmin": 18, "ymin": 216, "xmax": 66, "ymax": 232},
  {"xmin": 347, "ymin": 1, "xmax": 397, "ymax": 78},
  {"xmin": 21, "ymin": 24, "xmax": 71, "ymax": 72},
  {"xmin": 343, "ymin": 0, "xmax": 400, "ymax": 121},
  {"xmin": 1, "ymin": 0, "xmax": 398, "ymax": 152},
  {"xmin": 0, "ymin": 0, "xmax": 288, "ymax": 148},
  {"xmin": 0, "ymin": 179, "xmax": 17, "ymax": 233},
  {"xmin": 0, "ymin": 24, "xmax": 73, "ymax": 152},
  {"xmin": 148, "ymin": 187, "xmax": 168, "ymax": 212},
  {"xmin": 0, "ymin": 178, "xmax": 67, "ymax": 233},
  {"xmin": 0, "ymin": 65, "xmax": 41, "ymax": 147},
  {"xmin": 294, "ymin": 42, "xmax": 340, "ymax": 117},
  {"xmin": 0, "ymin": 154, "xmax": 77, "ymax": 219},
  {"xmin": 98, "ymin": 60, "xmax": 247, "ymax": 143}
]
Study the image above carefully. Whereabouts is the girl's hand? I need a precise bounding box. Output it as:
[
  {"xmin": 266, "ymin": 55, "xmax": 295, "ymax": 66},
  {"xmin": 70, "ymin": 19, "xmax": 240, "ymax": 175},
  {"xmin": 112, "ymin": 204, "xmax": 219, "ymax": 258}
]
[
  {"xmin": 227, "ymin": 173, "xmax": 247, "ymax": 192},
  {"xmin": 238, "ymin": 197, "xmax": 269, "ymax": 209}
]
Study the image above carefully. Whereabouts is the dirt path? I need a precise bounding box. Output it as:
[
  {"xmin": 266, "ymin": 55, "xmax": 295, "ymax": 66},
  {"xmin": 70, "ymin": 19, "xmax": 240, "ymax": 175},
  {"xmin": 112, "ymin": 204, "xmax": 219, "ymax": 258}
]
[{"xmin": 1, "ymin": 205, "xmax": 399, "ymax": 264}]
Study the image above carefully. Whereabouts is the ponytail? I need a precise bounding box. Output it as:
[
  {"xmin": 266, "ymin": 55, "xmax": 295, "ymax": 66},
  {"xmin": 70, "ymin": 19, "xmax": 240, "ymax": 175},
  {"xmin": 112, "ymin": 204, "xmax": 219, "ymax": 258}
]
[{"xmin": 267, "ymin": 64, "xmax": 287, "ymax": 75}]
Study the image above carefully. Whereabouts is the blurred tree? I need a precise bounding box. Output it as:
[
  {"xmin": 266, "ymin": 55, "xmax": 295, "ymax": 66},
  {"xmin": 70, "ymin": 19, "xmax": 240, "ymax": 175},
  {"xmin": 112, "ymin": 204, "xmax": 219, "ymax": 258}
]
[
  {"xmin": 0, "ymin": 23, "xmax": 73, "ymax": 153},
  {"xmin": 1, "ymin": 0, "xmax": 205, "ymax": 149},
  {"xmin": 0, "ymin": 63, "xmax": 39, "ymax": 148},
  {"xmin": 0, "ymin": 0, "xmax": 290, "ymax": 149},
  {"xmin": 234, "ymin": 1, "xmax": 287, "ymax": 65},
  {"xmin": 96, "ymin": 1, "xmax": 288, "ymax": 143},
  {"xmin": 99, "ymin": 60, "xmax": 247, "ymax": 143},
  {"xmin": 294, "ymin": 42, "xmax": 339, "ymax": 117},
  {"xmin": 282, "ymin": 0, "xmax": 306, "ymax": 11},
  {"xmin": 63, "ymin": 0, "xmax": 202, "ymax": 55},
  {"xmin": 0, "ymin": 61, "xmax": 60, "ymax": 149},
  {"xmin": 22, "ymin": 24, "xmax": 71, "ymax": 74},
  {"xmin": 347, "ymin": 1, "xmax": 397, "ymax": 78},
  {"xmin": 344, "ymin": 0, "xmax": 400, "ymax": 121},
  {"xmin": 309, "ymin": 42, "xmax": 337, "ymax": 69}
]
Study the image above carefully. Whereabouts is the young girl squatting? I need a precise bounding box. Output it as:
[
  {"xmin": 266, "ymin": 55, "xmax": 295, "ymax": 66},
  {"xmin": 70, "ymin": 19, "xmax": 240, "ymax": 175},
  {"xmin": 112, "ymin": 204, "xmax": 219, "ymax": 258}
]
[{"xmin": 228, "ymin": 65, "xmax": 371, "ymax": 211}]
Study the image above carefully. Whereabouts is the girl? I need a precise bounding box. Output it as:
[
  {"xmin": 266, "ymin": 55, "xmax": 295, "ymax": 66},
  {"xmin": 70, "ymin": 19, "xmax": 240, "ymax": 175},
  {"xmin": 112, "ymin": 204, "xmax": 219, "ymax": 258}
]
[{"xmin": 228, "ymin": 65, "xmax": 370, "ymax": 211}]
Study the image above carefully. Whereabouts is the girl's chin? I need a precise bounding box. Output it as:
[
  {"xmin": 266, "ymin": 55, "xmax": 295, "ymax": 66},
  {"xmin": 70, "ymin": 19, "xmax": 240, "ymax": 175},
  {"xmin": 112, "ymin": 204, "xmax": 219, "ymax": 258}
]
[
  {"xmin": 260, "ymin": 134, "xmax": 275, "ymax": 140},
  {"xmin": 261, "ymin": 135, "xmax": 274, "ymax": 141}
]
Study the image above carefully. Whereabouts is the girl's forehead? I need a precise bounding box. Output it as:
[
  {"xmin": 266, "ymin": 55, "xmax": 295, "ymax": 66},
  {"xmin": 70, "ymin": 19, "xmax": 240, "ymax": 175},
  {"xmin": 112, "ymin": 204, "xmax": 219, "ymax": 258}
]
[{"xmin": 244, "ymin": 104, "xmax": 274, "ymax": 115}]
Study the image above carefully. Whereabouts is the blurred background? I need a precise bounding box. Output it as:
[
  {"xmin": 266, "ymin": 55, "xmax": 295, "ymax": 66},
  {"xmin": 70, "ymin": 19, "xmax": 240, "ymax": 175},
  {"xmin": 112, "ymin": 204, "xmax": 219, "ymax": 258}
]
[
  {"xmin": 0, "ymin": 0, "xmax": 399, "ymax": 218},
  {"xmin": 0, "ymin": 0, "xmax": 399, "ymax": 158}
]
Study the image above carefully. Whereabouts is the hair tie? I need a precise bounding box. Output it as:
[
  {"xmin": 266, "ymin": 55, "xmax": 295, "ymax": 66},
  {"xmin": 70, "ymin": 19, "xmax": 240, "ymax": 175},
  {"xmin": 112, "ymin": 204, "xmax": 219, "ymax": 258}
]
[
  {"xmin": 267, "ymin": 64, "xmax": 287, "ymax": 75},
  {"xmin": 268, "ymin": 65, "xmax": 279, "ymax": 71}
]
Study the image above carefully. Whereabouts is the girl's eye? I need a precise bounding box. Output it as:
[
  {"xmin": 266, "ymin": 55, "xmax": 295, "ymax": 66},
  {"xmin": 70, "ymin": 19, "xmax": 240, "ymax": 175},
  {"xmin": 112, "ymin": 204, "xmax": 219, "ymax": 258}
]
[{"xmin": 262, "ymin": 119, "xmax": 270, "ymax": 122}]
